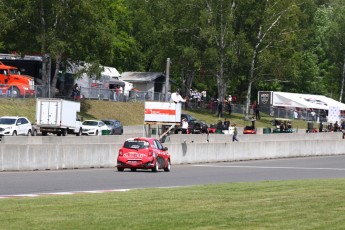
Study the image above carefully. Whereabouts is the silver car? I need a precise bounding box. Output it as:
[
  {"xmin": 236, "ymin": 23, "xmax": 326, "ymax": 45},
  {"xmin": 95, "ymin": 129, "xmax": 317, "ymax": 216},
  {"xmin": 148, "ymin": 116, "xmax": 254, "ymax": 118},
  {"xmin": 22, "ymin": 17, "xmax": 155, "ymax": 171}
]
[{"xmin": 102, "ymin": 119, "xmax": 123, "ymax": 135}]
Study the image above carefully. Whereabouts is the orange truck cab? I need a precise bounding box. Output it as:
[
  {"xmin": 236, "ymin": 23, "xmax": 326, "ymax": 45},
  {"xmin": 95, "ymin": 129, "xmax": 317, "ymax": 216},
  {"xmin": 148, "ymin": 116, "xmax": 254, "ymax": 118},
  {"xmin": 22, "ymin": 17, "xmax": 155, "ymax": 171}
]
[{"xmin": 0, "ymin": 61, "xmax": 35, "ymax": 97}]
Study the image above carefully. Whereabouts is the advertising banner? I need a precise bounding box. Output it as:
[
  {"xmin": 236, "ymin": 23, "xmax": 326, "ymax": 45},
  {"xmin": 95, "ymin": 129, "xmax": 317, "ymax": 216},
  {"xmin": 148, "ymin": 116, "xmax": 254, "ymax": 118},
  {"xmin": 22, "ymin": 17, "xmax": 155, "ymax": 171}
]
[{"xmin": 144, "ymin": 102, "xmax": 181, "ymax": 123}]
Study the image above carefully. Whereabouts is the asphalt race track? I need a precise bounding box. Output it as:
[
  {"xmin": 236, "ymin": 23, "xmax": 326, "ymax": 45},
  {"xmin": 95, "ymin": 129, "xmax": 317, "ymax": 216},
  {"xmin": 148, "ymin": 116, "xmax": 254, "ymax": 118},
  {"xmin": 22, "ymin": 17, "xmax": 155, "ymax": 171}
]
[{"xmin": 1, "ymin": 155, "xmax": 345, "ymax": 196}]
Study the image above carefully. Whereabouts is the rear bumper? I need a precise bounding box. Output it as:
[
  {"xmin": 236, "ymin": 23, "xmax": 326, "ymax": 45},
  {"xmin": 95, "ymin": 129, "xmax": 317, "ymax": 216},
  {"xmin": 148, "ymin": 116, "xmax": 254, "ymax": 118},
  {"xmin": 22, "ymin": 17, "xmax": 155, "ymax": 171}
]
[{"xmin": 117, "ymin": 161, "xmax": 155, "ymax": 169}]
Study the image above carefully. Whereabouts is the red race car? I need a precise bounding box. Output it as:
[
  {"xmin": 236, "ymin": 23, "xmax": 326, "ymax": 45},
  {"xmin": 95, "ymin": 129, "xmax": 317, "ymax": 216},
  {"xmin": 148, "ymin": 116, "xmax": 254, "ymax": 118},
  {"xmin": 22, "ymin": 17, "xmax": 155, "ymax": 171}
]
[
  {"xmin": 243, "ymin": 126, "xmax": 257, "ymax": 134},
  {"xmin": 117, "ymin": 137, "xmax": 171, "ymax": 172}
]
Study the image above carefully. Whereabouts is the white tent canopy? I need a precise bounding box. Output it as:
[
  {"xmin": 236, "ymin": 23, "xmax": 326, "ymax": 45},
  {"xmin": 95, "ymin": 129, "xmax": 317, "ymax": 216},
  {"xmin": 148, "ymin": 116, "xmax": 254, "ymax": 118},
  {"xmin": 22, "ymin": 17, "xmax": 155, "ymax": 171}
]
[
  {"xmin": 259, "ymin": 91, "xmax": 345, "ymax": 111},
  {"xmin": 101, "ymin": 66, "xmax": 120, "ymax": 78}
]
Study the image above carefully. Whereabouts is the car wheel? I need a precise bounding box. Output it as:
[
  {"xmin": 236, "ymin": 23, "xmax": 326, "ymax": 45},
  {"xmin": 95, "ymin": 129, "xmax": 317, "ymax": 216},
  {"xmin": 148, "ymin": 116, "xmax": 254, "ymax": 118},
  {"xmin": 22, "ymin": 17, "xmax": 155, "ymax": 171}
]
[
  {"xmin": 31, "ymin": 129, "xmax": 37, "ymax": 136},
  {"xmin": 117, "ymin": 167, "xmax": 124, "ymax": 172},
  {"xmin": 12, "ymin": 131, "xmax": 17, "ymax": 136},
  {"xmin": 164, "ymin": 160, "xmax": 171, "ymax": 172},
  {"xmin": 152, "ymin": 159, "xmax": 159, "ymax": 172},
  {"xmin": 96, "ymin": 130, "xmax": 99, "ymax": 136},
  {"xmin": 27, "ymin": 129, "xmax": 32, "ymax": 136},
  {"xmin": 62, "ymin": 129, "xmax": 67, "ymax": 136},
  {"xmin": 76, "ymin": 128, "xmax": 82, "ymax": 136},
  {"xmin": 131, "ymin": 168, "xmax": 136, "ymax": 172},
  {"xmin": 11, "ymin": 87, "xmax": 21, "ymax": 98}
]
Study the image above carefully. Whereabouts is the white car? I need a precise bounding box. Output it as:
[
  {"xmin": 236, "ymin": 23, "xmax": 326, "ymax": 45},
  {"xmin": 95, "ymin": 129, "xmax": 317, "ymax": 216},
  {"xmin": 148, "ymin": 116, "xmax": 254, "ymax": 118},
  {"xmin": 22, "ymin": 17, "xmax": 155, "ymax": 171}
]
[
  {"xmin": 0, "ymin": 116, "xmax": 33, "ymax": 136},
  {"xmin": 81, "ymin": 120, "xmax": 109, "ymax": 136}
]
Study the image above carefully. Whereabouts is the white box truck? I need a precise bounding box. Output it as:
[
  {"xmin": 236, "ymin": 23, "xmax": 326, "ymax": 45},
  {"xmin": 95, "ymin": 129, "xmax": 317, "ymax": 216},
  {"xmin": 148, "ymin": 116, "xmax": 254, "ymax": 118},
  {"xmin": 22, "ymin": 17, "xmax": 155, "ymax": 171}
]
[{"xmin": 36, "ymin": 98, "xmax": 82, "ymax": 136}]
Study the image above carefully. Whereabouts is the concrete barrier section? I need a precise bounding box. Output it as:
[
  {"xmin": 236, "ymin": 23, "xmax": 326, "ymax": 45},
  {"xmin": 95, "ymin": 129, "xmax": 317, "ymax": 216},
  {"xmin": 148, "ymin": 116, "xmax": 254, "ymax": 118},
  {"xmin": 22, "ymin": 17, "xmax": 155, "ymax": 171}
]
[{"xmin": 1, "ymin": 132, "xmax": 345, "ymax": 171}]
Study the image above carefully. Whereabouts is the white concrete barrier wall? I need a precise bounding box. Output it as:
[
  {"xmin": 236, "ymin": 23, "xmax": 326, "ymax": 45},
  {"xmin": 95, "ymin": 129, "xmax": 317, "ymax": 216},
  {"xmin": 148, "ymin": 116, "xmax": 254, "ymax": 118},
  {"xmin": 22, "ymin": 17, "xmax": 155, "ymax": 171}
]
[
  {"xmin": 1, "ymin": 138, "xmax": 345, "ymax": 171},
  {"xmin": 167, "ymin": 132, "xmax": 343, "ymax": 143}
]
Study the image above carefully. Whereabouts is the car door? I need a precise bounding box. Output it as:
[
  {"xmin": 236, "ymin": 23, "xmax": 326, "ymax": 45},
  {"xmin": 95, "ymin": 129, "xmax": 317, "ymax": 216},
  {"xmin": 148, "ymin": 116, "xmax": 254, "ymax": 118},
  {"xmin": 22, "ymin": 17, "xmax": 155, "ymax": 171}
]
[
  {"xmin": 18, "ymin": 118, "xmax": 30, "ymax": 135},
  {"xmin": 114, "ymin": 121, "xmax": 121, "ymax": 134},
  {"xmin": 16, "ymin": 118, "xmax": 24, "ymax": 135},
  {"xmin": 154, "ymin": 140, "xmax": 167, "ymax": 167},
  {"xmin": 99, "ymin": 121, "xmax": 108, "ymax": 133}
]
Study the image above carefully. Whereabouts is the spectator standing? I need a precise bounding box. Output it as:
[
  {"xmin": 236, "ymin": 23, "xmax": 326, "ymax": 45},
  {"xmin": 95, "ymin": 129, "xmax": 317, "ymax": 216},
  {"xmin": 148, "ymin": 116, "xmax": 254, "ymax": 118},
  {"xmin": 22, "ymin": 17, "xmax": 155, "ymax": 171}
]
[
  {"xmin": 228, "ymin": 95, "xmax": 232, "ymax": 103},
  {"xmin": 334, "ymin": 121, "xmax": 339, "ymax": 132},
  {"xmin": 119, "ymin": 86, "xmax": 123, "ymax": 101},
  {"xmin": 251, "ymin": 116, "xmax": 256, "ymax": 129},
  {"xmin": 310, "ymin": 109, "xmax": 316, "ymax": 121},
  {"xmin": 170, "ymin": 90, "xmax": 186, "ymax": 103},
  {"xmin": 319, "ymin": 121, "xmax": 323, "ymax": 132},
  {"xmin": 294, "ymin": 110, "xmax": 298, "ymax": 119},
  {"xmin": 224, "ymin": 118, "xmax": 230, "ymax": 130},
  {"xmin": 216, "ymin": 120, "xmax": 223, "ymax": 132},
  {"xmin": 341, "ymin": 120, "xmax": 345, "ymax": 130},
  {"xmin": 181, "ymin": 118, "xmax": 189, "ymax": 134},
  {"xmin": 217, "ymin": 100, "xmax": 223, "ymax": 118},
  {"xmin": 227, "ymin": 101, "xmax": 232, "ymax": 115},
  {"xmin": 202, "ymin": 90, "xmax": 207, "ymax": 101},
  {"xmin": 167, "ymin": 90, "xmax": 171, "ymax": 102},
  {"xmin": 232, "ymin": 124, "xmax": 239, "ymax": 142},
  {"xmin": 72, "ymin": 83, "xmax": 80, "ymax": 100},
  {"xmin": 232, "ymin": 95, "xmax": 237, "ymax": 104},
  {"xmin": 114, "ymin": 85, "xmax": 120, "ymax": 101},
  {"xmin": 255, "ymin": 103, "xmax": 261, "ymax": 120},
  {"xmin": 111, "ymin": 89, "xmax": 116, "ymax": 101}
]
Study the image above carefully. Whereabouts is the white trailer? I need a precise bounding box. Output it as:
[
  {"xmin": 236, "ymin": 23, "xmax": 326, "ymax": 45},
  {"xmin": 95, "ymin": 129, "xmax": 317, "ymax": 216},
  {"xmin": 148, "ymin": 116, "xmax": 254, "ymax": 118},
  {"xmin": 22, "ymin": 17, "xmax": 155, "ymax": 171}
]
[{"xmin": 36, "ymin": 98, "xmax": 82, "ymax": 136}]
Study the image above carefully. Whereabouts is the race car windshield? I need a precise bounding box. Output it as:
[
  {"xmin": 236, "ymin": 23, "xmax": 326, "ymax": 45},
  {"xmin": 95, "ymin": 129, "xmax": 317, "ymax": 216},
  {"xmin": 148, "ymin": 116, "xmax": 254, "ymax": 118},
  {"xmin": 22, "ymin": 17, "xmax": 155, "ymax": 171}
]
[
  {"xmin": 0, "ymin": 118, "xmax": 16, "ymax": 125},
  {"xmin": 124, "ymin": 141, "xmax": 149, "ymax": 149}
]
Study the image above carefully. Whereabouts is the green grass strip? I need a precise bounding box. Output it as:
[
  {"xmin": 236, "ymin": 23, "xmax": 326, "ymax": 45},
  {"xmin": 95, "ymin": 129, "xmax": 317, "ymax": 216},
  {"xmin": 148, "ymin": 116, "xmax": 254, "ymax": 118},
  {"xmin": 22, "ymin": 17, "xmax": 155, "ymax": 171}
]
[{"xmin": 1, "ymin": 179, "xmax": 345, "ymax": 229}]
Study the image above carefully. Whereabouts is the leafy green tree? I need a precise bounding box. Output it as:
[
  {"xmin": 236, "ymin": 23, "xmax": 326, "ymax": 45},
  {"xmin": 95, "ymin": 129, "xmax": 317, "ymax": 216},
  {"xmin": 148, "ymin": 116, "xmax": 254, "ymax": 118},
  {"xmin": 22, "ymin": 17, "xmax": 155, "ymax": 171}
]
[
  {"xmin": 1, "ymin": 0, "xmax": 131, "ymax": 96},
  {"xmin": 233, "ymin": 0, "xmax": 307, "ymax": 119},
  {"xmin": 322, "ymin": 1, "xmax": 345, "ymax": 102}
]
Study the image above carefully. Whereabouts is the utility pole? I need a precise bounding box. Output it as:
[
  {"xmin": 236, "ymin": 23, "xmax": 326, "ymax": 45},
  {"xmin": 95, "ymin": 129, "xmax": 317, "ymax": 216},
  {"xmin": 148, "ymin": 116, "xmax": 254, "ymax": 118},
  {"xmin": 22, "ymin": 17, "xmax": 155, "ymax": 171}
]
[{"xmin": 165, "ymin": 58, "xmax": 170, "ymax": 101}]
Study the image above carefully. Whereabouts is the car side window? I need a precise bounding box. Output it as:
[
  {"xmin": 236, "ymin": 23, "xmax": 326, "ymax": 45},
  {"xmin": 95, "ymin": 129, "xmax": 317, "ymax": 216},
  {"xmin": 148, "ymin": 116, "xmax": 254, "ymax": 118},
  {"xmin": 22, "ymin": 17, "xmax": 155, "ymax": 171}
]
[
  {"xmin": 154, "ymin": 140, "xmax": 163, "ymax": 150},
  {"xmin": 21, "ymin": 118, "xmax": 28, "ymax": 125}
]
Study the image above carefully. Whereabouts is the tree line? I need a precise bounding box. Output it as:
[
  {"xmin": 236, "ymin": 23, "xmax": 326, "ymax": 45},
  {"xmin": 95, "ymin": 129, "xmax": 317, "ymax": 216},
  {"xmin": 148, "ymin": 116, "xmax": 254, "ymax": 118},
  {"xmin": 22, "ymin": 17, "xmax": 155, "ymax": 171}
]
[{"xmin": 1, "ymin": 0, "xmax": 345, "ymax": 117}]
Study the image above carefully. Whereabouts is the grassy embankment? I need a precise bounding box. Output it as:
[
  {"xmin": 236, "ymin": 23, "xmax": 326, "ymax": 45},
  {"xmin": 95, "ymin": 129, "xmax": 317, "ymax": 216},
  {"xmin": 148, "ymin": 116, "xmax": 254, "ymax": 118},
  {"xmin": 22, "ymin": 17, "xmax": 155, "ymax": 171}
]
[
  {"xmin": 1, "ymin": 179, "xmax": 345, "ymax": 229},
  {"xmin": 0, "ymin": 98, "xmax": 310, "ymax": 129}
]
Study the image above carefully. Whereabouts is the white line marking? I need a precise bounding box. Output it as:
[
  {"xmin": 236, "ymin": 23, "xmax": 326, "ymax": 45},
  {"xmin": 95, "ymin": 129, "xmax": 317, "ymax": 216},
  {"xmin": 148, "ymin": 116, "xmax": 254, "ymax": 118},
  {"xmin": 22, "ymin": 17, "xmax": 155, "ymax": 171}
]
[
  {"xmin": 0, "ymin": 187, "xmax": 184, "ymax": 199},
  {"xmin": 193, "ymin": 165, "xmax": 345, "ymax": 171}
]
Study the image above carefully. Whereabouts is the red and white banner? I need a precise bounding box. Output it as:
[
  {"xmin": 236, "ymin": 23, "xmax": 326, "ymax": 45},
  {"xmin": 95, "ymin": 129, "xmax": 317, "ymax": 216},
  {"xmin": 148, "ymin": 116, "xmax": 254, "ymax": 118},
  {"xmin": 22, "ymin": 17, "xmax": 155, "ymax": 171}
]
[{"xmin": 144, "ymin": 102, "xmax": 181, "ymax": 123}]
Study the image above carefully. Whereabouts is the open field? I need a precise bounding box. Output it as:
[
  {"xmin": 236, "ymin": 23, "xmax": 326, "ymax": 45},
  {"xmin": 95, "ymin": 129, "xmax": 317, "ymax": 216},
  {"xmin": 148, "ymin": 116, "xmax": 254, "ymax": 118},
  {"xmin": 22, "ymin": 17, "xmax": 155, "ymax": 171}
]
[
  {"xmin": 1, "ymin": 179, "xmax": 345, "ymax": 229},
  {"xmin": 0, "ymin": 98, "xmax": 311, "ymax": 129}
]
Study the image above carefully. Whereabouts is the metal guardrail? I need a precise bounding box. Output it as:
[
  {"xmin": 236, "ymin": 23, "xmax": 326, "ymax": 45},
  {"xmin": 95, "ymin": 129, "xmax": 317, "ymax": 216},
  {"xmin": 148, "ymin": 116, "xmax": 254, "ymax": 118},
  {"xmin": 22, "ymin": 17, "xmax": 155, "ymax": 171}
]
[{"xmin": 0, "ymin": 84, "xmax": 49, "ymax": 99}]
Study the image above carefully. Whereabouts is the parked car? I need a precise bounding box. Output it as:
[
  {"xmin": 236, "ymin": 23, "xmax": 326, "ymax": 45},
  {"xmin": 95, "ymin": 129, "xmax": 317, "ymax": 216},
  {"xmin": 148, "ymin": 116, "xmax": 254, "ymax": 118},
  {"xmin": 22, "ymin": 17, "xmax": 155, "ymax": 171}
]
[
  {"xmin": 174, "ymin": 113, "xmax": 208, "ymax": 134},
  {"xmin": 101, "ymin": 119, "xmax": 123, "ymax": 135},
  {"xmin": 243, "ymin": 126, "xmax": 257, "ymax": 134},
  {"xmin": 81, "ymin": 120, "xmax": 109, "ymax": 136},
  {"xmin": 0, "ymin": 116, "xmax": 33, "ymax": 136},
  {"xmin": 117, "ymin": 137, "xmax": 171, "ymax": 172}
]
